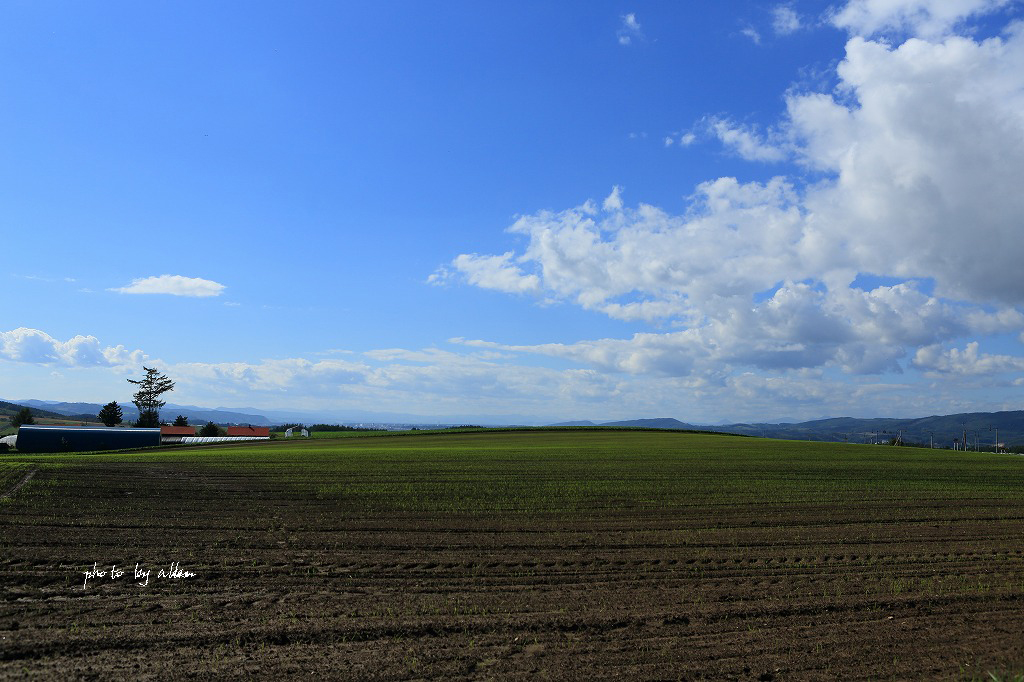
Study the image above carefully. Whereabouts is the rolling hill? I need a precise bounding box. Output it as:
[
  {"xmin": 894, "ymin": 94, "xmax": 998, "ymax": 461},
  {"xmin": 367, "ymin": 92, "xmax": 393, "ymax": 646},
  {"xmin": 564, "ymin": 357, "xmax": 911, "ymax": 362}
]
[
  {"xmin": 589, "ymin": 412, "xmax": 1024, "ymax": 447},
  {"xmin": 0, "ymin": 400, "xmax": 89, "ymax": 422}
]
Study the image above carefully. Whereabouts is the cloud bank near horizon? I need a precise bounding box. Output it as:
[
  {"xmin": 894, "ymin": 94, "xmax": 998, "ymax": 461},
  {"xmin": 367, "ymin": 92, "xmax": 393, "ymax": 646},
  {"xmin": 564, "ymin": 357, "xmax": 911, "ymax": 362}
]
[{"xmin": 3, "ymin": 321, "xmax": 1019, "ymax": 424}]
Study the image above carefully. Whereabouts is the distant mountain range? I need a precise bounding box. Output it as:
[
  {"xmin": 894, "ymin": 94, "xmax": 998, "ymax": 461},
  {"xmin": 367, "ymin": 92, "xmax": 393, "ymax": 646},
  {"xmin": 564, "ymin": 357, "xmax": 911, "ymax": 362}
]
[
  {"xmin": 8, "ymin": 400, "xmax": 273, "ymax": 426},
  {"xmin": 551, "ymin": 413, "xmax": 1024, "ymax": 447},
  {"xmin": 5, "ymin": 398, "xmax": 1023, "ymax": 447},
  {"xmin": 0, "ymin": 400, "xmax": 80, "ymax": 422}
]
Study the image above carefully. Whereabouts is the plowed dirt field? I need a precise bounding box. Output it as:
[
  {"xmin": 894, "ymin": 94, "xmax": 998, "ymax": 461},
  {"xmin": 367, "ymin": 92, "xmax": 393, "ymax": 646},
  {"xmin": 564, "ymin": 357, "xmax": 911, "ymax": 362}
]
[{"xmin": 2, "ymin": 430, "xmax": 1024, "ymax": 680}]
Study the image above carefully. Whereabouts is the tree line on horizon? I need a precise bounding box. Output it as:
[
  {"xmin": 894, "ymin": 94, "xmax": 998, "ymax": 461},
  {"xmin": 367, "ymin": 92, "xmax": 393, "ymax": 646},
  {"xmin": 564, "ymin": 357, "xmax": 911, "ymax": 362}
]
[
  {"xmin": 95, "ymin": 368, "xmax": 223, "ymax": 436},
  {"xmin": 5, "ymin": 367, "xmax": 220, "ymax": 437}
]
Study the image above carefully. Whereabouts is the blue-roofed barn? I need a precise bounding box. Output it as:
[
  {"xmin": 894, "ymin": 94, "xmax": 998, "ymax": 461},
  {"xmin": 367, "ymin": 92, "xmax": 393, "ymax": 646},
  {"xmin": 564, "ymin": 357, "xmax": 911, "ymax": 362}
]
[{"xmin": 14, "ymin": 425, "xmax": 161, "ymax": 453}]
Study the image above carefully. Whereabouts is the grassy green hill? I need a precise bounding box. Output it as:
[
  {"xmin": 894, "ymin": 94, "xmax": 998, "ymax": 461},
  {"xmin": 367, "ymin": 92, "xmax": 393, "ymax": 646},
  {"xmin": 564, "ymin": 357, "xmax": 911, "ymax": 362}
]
[{"xmin": 599, "ymin": 411, "xmax": 1024, "ymax": 448}]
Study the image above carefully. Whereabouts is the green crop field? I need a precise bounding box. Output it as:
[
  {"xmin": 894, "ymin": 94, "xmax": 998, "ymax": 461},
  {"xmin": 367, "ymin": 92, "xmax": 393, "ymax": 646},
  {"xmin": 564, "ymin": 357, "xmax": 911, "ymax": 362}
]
[
  {"xmin": 41, "ymin": 429, "xmax": 1024, "ymax": 510},
  {"xmin": 3, "ymin": 429, "xmax": 1024, "ymax": 679}
]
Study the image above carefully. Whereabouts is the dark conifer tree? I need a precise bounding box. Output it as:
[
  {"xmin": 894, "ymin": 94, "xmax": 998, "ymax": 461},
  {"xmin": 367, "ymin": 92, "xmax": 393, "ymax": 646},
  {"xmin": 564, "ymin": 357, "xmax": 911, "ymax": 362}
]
[
  {"xmin": 11, "ymin": 407, "xmax": 34, "ymax": 427},
  {"xmin": 97, "ymin": 401, "xmax": 123, "ymax": 427}
]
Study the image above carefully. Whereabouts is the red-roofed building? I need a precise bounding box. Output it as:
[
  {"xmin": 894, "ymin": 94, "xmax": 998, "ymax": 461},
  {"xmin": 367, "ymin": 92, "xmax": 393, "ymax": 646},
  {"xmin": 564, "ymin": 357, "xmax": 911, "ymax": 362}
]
[
  {"xmin": 226, "ymin": 426, "xmax": 270, "ymax": 437},
  {"xmin": 160, "ymin": 425, "xmax": 197, "ymax": 436},
  {"xmin": 160, "ymin": 424, "xmax": 197, "ymax": 444}
]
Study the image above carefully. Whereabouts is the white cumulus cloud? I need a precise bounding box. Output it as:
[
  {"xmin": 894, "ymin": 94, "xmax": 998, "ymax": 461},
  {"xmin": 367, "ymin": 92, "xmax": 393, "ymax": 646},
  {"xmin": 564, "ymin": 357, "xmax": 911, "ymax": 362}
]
[
  {"xmin": 602, "ymin": 185, "xmax": 624, "ymax": 212},
  {"xmin": 443, "ymin": 6, "xmax": 1024, "ymax": 384},
  {"xmin": 448, "ymin": 252, "xmax": 540, "ymax": 294},
  {"xmin": 831, "ymin": 0, "xmax": 1011, "ymax": 39},
  {"xmin": 0, "ymin": 328, "xmax": 145, "ymax": 368},
  {"xmin": 111, "ymin": 275, "xmax": 226, "ymax": 297},
  {"xmin": 912, "ymin": 342, "xmax": 1024, "ymax": 375},
  {"xmin": 793, "ymin": 27, "xmax": 1024, "ymax": 305}
]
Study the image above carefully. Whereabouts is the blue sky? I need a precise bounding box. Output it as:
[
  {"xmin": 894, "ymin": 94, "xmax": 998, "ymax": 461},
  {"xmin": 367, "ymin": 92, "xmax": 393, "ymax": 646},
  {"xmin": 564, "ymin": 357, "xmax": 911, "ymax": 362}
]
[{"xmin": 3, "ymin": 0, "xmax": 1024, "ymax": 424}]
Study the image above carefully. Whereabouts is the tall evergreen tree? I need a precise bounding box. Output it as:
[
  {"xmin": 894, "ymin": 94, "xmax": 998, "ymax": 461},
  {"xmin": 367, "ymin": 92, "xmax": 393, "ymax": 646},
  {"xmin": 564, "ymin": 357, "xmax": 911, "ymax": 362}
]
[
  {"xmin": 97, "ymin": 401, "xmax": 123, "ymax": 427},
  {"xmin": 128, "ymin": 367, "xmax": 174, "ymax": 428},
  {"xmin": 173, "ymin": 415, "xmax": 189, "ymax": 427}
]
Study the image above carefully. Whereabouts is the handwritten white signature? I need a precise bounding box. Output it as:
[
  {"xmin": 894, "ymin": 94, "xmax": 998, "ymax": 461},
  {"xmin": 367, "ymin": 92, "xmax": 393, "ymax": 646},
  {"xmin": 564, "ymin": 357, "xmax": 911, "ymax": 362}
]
[{"xmin": 82, "ymin": 562, "xmax": 196, "ymax": 588}]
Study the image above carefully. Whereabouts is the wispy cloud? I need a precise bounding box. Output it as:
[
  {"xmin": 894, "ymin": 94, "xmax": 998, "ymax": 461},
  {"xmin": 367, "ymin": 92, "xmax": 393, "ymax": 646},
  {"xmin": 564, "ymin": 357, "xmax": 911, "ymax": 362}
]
[
  {"xmin": 709, "ymin": 118, "xmax": 788, "ymax": 162},
  {"xmin": 617, "ymin": 13, "xmax": 643, "ymax": 46},
  {"xmin": 111, "ymin": 275, "xmax": 226, "ymax": 297},
  {"xmin": 12, "ymin": 274, "xmax": 76, "ymax": 283},
  {"xmin": 664, "ymin": 132, "xmax": 697, "ymax": 147},
  {"xmin": 772, "ymin": 6, "xmax": 802, "ymax": 35}
]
